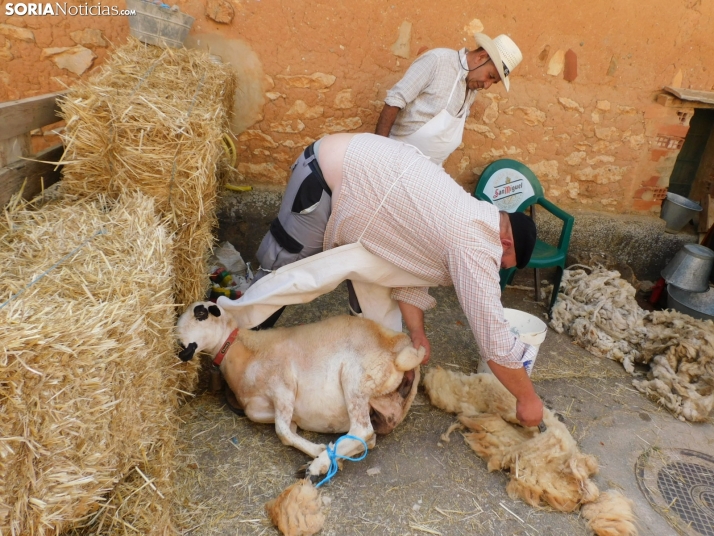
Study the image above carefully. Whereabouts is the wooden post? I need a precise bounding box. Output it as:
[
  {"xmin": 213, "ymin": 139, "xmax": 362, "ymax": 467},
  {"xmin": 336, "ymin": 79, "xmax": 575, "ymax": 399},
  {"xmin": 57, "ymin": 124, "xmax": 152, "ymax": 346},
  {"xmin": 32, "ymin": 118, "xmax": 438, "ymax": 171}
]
[
  {"xmin": 0, "ymin": 134, "xmax": 31, "ymax": 167},
  {"xmin": 699, "ymin": 194, "xmax": 714, "ymax": 233}
]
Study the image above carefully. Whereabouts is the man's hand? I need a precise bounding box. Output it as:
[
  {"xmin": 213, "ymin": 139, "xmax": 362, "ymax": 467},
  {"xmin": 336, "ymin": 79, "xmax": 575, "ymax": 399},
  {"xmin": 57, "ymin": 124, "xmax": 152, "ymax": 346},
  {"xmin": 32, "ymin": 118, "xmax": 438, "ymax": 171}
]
[
  {"xmin": 487, "ymin": 360, "xmax": 544, "ymax": 427},
  {"xmin": 515, "ymin": 393, "xmax": 544, "ymax": 428},
  {"xmin": 410, "ymin": 330, "xmax": 431, "ymax": 365},
  {"xmin": 398, "ymin": 300, "xmax": 431, "ymax": 364}
]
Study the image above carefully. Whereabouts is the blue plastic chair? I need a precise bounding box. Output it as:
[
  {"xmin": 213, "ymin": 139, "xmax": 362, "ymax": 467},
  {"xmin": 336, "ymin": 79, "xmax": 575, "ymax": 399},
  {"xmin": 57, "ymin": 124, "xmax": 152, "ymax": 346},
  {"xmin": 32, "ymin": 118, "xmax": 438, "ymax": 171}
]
[{"xmin": 474, "ymin": 159, "xmax": 575, "ymax": 313}]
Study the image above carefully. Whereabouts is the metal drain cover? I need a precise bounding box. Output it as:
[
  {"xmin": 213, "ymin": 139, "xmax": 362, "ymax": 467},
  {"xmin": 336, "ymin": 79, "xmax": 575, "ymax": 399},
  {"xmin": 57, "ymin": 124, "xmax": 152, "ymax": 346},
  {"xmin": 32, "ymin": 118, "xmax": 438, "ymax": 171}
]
[{"xmin": 636, "ymin": 448, "xmax": 714, "ymax": 536}]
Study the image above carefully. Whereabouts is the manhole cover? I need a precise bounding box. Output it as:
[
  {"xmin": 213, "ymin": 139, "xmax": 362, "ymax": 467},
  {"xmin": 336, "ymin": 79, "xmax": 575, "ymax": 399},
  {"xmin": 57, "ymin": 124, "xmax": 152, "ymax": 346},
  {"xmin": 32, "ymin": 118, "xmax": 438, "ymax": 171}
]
[{"xmin": 636, "ymin": 448, "xmax": 714, "ymax": 536}]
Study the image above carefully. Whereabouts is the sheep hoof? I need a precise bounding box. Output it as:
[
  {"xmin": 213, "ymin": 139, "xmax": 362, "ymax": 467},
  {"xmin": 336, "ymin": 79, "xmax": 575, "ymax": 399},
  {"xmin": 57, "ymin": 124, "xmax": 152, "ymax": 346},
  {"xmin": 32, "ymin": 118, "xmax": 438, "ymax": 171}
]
[
  {"xmin": 294, "ymin": 463, "xmax": 309, "ymax": 479},
  {"xmin": 307, "ymin": 471, "xmax": 322, "ymax": 485},
  {"xmin": 295, "ymin": 464, "xmax": 324, "ymax": 485}
]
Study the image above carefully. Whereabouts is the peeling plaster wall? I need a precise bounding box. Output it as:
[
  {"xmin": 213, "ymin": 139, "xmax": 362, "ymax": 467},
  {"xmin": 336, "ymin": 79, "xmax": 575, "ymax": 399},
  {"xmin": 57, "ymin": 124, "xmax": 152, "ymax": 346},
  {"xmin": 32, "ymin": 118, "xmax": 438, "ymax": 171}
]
[{"xmin": 1, "ymin": 0, "xmax": 713, "ymax": 215}]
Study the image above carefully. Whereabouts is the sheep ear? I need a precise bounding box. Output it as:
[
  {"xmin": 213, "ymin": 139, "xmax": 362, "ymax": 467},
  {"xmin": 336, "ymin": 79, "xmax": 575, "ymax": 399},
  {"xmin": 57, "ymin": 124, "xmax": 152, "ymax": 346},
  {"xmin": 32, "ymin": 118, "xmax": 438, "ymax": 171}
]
[
  {"xmin": 194, "ymin": 305, "xmax": 208, "ymax": 321},
  {"xmin": 208, "ymin": 305, "xmax": 221, "ymax": 317},
  {"xmin": 178, "ymin": 342, "xmax": 197, "ymax": 361}
]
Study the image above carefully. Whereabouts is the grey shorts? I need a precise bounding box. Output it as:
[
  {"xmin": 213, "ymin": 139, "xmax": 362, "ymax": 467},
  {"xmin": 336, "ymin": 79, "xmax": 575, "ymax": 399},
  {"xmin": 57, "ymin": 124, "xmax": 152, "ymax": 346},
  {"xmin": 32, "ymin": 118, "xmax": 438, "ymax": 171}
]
[{"xmin": 254, "ymin": 143, "xmax": 332, "ymax": 280}]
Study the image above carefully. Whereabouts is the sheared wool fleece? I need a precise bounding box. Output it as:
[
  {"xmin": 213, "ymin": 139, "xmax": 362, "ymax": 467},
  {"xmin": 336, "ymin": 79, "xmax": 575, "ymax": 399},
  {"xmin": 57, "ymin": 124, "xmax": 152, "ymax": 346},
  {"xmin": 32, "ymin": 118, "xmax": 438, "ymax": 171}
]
[
  {"xmin": 265, "ymin": 479, "xmax": 325, "ymax": 536},
  {"xmin": 550, "ymin": 266, "xmax": 714, "ymax": 422},
  {"xmin": 582, "ymin": 490, "xmax": 638, "ymax": 536},
  {"xmin": 424, "ymin": 367, "xmax": 637, "ymax": 536}
]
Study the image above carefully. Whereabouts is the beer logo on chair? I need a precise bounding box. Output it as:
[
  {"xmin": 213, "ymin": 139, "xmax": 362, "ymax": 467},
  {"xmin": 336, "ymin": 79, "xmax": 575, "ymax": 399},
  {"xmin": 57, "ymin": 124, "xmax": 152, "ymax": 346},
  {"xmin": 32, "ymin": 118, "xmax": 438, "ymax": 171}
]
[{"xmin": 483, "ymin": 169, "xmax": 534, "ymax": 212}]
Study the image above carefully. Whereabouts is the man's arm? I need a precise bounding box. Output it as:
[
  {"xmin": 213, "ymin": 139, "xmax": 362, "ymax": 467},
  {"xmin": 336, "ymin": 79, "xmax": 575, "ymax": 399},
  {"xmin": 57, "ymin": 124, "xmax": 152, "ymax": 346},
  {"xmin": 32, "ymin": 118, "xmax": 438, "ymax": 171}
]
[
  {"xmin": 398, "ymin": 300, "xmax": 431, "ymax": 364},
  {"xmin": 448, "ymin": 247, "xmax": 544, "ymax": 427},
  {"xmin": 375, "ymin": 104, "xmax": 401, "ymax": 137},
  {"xmin": 378, "ymin": 50, "xmax": 438, "ymax": 137},
  {"xmin": 486, "ymin": 360, "xmax": 543, "ymax": 427}
]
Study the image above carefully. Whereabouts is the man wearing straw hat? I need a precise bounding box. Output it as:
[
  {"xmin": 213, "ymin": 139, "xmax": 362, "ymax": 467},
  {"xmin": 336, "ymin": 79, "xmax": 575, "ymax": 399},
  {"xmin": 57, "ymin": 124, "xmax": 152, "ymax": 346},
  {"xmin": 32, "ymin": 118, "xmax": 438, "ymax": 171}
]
[
  {"xmin": 375, "ymin": 32, "xmax": 522, "ymax": 166},
  {"xmin": 219, "ymin": 132, "xmax": 543, "ymax": 428}
]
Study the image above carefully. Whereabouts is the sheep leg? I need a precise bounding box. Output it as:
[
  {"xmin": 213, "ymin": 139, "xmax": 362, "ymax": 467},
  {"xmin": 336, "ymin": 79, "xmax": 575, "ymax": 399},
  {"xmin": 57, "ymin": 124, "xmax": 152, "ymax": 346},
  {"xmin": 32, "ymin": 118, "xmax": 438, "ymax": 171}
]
[
  {"xmin": 271, "ymin": 393, "xmax": 326, "ymax": 459},
  {"xmin": 306, "ymin": 377, "xmax": 375, "ymax": 481}
]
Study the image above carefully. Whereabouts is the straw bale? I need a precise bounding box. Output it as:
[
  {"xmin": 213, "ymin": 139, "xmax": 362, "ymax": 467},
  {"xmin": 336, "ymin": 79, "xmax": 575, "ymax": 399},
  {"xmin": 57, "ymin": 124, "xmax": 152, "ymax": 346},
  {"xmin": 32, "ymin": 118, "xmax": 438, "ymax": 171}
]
[
  {"xmin": 0, "ymin": 192, "xmax": 199, "ymax": 535},
  {"xmin": 58, "ymin": 37, "xmax": 237, "ymax": 307}
]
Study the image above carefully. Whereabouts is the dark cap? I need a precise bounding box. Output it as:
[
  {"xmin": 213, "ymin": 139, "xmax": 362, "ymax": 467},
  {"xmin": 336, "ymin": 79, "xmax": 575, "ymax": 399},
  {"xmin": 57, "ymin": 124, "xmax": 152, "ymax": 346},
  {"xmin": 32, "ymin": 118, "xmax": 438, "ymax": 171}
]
[{"xmin": 507, "ymin": 212, "xmax": 537, "ymax": 269}]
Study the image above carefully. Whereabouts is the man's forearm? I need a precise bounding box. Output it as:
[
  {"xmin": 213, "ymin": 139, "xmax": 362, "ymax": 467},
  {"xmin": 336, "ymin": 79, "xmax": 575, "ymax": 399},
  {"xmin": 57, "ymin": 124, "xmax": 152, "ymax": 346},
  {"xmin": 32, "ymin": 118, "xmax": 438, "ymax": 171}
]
[
  {"xmin": 398, "ymin": 300, "xmax": 430, "ymax": 364},
  {"xmin": 375, "ymin": 104, "xmax": 401, "ymax": 137},
  {"xmin": 398, "ymin": 300, "xmax": 424, "ymax": 336},
  {"xmin": 486, "ymin": 360, "xmax": 543, "ymax": 426}
]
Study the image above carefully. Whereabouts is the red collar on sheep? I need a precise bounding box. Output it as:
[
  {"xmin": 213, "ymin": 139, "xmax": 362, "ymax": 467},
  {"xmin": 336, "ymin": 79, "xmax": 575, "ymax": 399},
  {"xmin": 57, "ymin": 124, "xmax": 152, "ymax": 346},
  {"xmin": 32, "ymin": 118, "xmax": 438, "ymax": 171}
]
[{"xmin": 213, "ymin": 328, "xmax": 239, "ymax": 367}]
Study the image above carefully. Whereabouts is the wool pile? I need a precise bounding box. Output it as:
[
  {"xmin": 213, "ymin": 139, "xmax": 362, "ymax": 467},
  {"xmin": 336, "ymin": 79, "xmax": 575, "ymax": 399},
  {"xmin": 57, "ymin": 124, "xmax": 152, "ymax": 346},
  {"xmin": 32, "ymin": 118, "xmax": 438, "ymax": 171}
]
[
  {"xmin": 550, "ymin": 266, "xmax": 714, "ymax": 422},
  {"xmin": 0, "ymin": 192, "xmax": 198, "ymax": 535},
  {"xmin": 265, "ymin": 479, "xmax": 325, "ymax": 536},
  {"xmin": 424, "ymin": 367, "xmax": 637, "ymax": 536},
  {"xmin": 58, "ymin": 37, "xmax": 236, "ymax": 307}
]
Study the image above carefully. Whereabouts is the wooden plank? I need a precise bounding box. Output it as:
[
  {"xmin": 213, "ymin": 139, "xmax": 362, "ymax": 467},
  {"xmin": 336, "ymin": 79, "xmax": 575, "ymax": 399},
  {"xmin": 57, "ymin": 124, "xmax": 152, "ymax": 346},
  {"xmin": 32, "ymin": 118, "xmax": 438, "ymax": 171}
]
[
  {"xmin": 0, "ymin": 144, "xmax": 64, "ymax": 208},
  {"xmin": 0, "ymin": 92, "xmax": 65, "ymax": 142},
  {"xmin": 0, "ymin": 134, "xmax": 31, "ymax": 167}
]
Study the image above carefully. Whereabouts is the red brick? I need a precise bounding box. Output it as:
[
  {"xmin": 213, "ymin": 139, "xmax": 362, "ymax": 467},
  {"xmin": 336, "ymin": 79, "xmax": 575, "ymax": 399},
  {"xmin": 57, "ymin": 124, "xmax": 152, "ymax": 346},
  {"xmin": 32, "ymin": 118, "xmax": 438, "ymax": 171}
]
[
  {"xmin": 658, "ymin": 124, "xmax": 690, "ymax": 138},
  {"xmin": 563, "ymin": 49, "xmax": 577, "ymax": 82}
]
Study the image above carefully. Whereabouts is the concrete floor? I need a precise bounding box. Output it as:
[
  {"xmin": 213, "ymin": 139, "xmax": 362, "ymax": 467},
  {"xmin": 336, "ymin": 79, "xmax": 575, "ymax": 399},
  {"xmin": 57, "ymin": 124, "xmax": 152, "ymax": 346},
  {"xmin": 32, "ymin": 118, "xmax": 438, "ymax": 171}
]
[{"xmin": 174, "ymin": 280, "xmax": 714, "ymax": 536}]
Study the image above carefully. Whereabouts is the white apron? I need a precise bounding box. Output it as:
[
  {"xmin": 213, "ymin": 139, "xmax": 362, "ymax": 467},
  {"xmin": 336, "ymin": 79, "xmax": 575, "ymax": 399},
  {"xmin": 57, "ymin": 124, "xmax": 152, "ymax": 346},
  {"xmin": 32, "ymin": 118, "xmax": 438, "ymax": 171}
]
[
  {"xmin": 217, "ymin": 157, "xmax": 435, "ymax": 332},
  {"xmin": 216, "ymin": 242, "xmax": 435, "ymax": 332},
  {"xmin": 389, "ymin": 70, "xmax": 466, "ymax": 165}
]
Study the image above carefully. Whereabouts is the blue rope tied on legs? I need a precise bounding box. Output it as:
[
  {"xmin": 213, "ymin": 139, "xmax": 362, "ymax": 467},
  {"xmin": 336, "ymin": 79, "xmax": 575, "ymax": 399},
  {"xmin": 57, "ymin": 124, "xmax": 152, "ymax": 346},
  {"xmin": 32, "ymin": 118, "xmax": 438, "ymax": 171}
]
[{"xmin": 314, "ymin": 434, "xmax": 368, "ymax": 488}]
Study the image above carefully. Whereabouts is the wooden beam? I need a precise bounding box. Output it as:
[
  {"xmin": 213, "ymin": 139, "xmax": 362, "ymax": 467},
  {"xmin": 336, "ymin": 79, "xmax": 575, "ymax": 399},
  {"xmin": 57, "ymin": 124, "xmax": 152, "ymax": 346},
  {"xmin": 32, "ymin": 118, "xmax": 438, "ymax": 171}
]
[
  {"xmin": 700, "ymin": 194, "xmax": 714, "ymax": 233},
  {"xmin": 0, "ymin": 92, "xmax": 65, "ymax": 142},
  {"xmin": 657, "ymin": 92, "xmax": 714, "ymax": 110},
  {"xmin": 664, "ymin": 86, "xmax": 714, "ymax": 106},
  {"xmin": 0, "ymin": 144, "xmax": 64, "ymax": 208}
]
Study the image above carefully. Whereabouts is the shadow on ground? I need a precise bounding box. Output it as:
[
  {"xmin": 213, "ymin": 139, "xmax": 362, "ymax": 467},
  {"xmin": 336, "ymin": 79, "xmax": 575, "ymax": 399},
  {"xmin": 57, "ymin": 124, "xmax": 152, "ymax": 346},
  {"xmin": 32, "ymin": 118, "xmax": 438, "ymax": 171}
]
[{"xmin": 174, "ymin": 277, "xmax": 714, "ymax": 536}]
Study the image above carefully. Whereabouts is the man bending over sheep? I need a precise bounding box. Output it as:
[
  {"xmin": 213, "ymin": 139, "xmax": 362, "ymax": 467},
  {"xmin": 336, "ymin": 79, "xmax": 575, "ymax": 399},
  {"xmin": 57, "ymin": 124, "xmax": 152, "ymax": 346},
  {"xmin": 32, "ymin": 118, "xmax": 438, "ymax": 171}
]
[{"xmin": 223, "ymin": 133, "xmax": 542, "ymax": 427}]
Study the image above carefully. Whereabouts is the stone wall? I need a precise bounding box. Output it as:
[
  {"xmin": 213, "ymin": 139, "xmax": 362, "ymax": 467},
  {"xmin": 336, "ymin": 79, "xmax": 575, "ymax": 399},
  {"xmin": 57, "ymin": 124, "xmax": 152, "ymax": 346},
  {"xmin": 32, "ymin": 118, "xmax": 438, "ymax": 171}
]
[{"xmin": 2, "ymin": 0, "xmax": 713, "ymax": 214}]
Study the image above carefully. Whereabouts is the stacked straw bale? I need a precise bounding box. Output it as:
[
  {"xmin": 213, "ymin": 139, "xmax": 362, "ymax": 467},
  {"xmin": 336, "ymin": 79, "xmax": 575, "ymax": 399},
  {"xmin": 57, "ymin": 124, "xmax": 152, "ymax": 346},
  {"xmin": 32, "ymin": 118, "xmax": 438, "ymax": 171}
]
[
  {"xmin": 58, "ymin": 38, "xmax": 237, "ymax": 307},
  {"xmin": 0, "ymin": 192, "xmax": 198, "ymax": 535}
]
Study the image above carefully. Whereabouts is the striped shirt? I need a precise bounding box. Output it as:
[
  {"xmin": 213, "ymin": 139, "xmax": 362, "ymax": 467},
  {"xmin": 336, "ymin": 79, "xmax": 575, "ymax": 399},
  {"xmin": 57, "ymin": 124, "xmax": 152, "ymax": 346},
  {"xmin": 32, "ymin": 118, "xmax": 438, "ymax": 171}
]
[
  {"xmin": 385, "ymin": 48, "xmax": 478, "ymax": 138},
  {"xmin": 323, "ymin": 134, "xmax": 535, "ymax": 369}
]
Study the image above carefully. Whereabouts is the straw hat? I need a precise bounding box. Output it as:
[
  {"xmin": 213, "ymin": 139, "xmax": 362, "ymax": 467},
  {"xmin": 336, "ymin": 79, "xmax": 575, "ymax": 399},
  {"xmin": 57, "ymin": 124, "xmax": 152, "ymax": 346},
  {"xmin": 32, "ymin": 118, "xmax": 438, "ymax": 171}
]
[{"xmin": 474, "ymin": 33, "xmax": 522, "ymax": 91}]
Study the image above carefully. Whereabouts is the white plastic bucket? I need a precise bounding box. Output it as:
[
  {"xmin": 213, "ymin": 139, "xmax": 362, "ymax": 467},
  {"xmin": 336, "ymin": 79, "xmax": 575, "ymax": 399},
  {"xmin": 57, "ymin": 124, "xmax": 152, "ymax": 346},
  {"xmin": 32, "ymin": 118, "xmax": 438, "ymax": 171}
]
[{"xmin": 477, "ymin": 308, "xmax": 548, "ymax": 376}]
